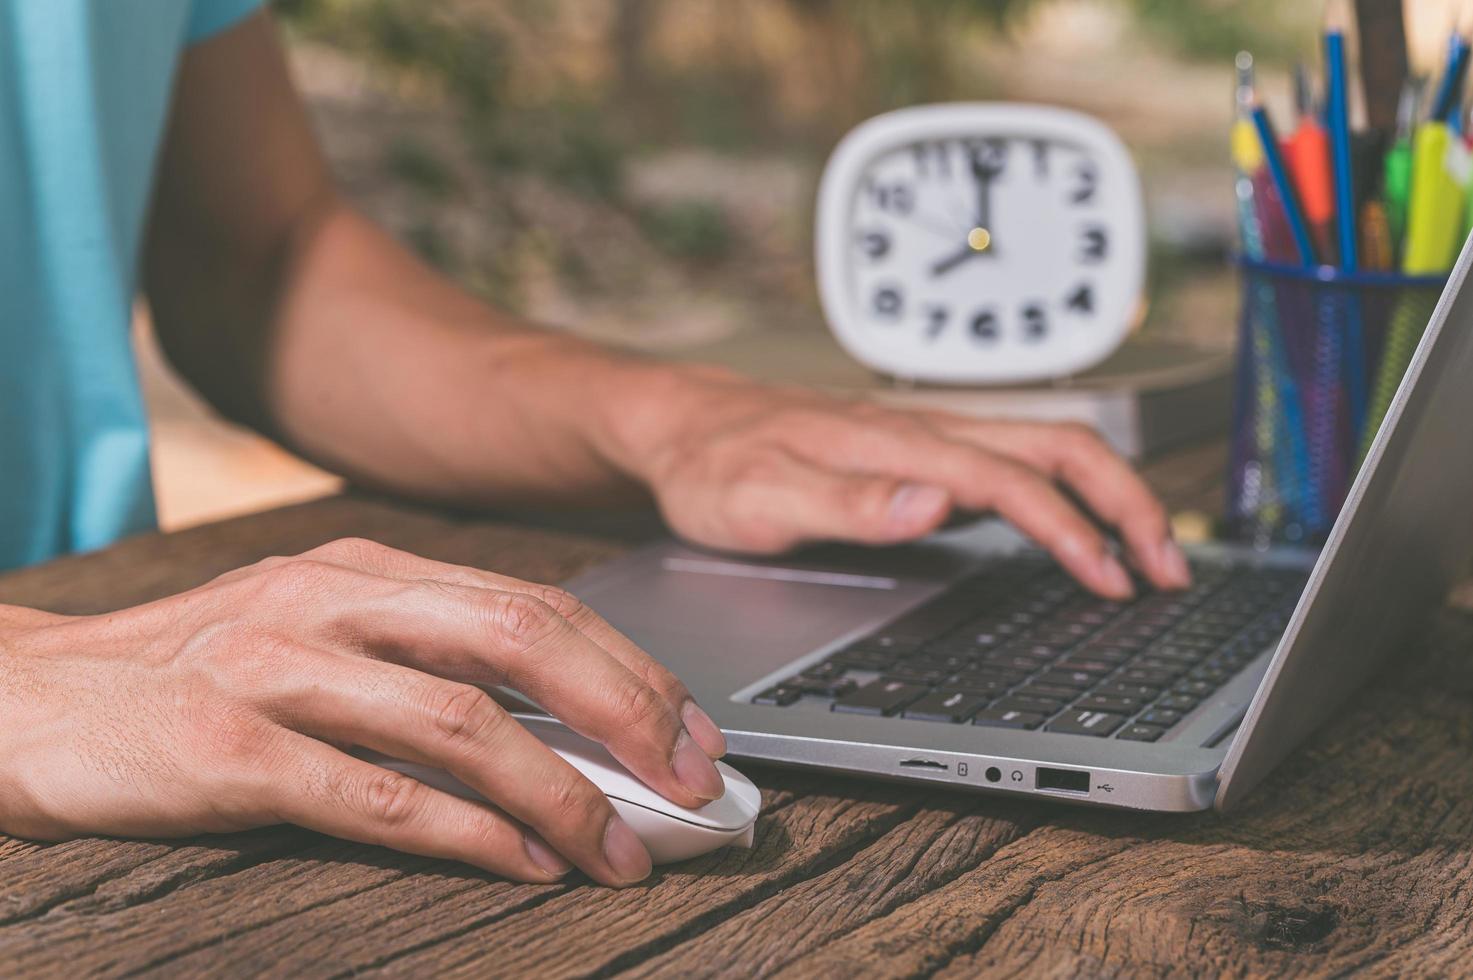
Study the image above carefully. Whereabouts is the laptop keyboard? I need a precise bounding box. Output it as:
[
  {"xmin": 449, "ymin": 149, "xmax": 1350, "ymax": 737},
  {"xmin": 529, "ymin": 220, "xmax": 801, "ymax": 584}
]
[{"xmin": 750, "ymin": 555, "xmax": 1306, "ymax": 742}]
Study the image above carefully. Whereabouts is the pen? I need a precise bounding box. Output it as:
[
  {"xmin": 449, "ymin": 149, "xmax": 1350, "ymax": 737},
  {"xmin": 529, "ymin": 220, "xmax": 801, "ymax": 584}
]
[
  {"xmin": 1430, "ymin": 32, "xmax": 1470, "ymax": 124},
  {"xmin": 1383, "ymin": 78, "xmax": 1421, "ymax": 254},
  {"xmin": 1325, "ymin": 23, "xmax": 1358, "ymax": 271},
  {"xmin": 1287, "ymin": 63, "xmax": 1337, "ymax": 263},
  {"xmin": 1232, "ymin": 52, "xmax": 1265, "ymax": 260},
  {"xmin": 1252, "ymin": 104, "xmax": 1319, "ymax": 267},
  {"xmin": 1354, "ymin": 0, "xmax": 1410, "ymax": 134},
  {"xmin": 1403, "ymin": 121, "xmax": 1467, "ymax": 274}
]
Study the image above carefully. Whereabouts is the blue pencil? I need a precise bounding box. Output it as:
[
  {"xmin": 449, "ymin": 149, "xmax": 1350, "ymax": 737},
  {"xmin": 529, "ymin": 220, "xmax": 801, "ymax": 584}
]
[
  {"xmin": 1325, "ymin": 30, "xmax": 1357, "ymax": 272},
  {"xmin": 1251, "ymin": 105, "xmax": 1318, "ymax": 268},
  {"xmin": 1430, "ymin": 35, "xmax": 1471, "ymax": 123}
]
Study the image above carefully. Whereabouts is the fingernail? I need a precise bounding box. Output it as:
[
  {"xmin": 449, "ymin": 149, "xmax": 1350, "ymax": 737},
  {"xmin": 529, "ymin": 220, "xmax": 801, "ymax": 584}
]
[
  {"xmin": 672, "ymin": 731, "xmax": 725, "ymax": 801},
  {"xmin": 523, "ymin": 833, "xmax": 572, "ymax": 878},
  {"xmin": 1160, "ymin": 539, "xmax": 1192, "ymax": 588},
  {"xmin": 682, "ymin": 700, "xmax": 726, "ymax": 758},
  {"xmin": 603, "ymin": 815, "xmax": 652, "ymax": 883},
  {"xmin": 889, "ymin": 483, "xmax": 948, "ymax": 528},
  {"xmin": 1099, "ymin": 553, "xmax": 1134, "ymax": 598}
]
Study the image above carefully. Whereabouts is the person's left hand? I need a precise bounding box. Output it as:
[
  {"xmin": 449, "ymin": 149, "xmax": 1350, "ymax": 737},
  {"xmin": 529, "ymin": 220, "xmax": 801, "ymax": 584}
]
[{"xmin": 611, "ymin": 369, "xmax": 1190, "ymax": 600}]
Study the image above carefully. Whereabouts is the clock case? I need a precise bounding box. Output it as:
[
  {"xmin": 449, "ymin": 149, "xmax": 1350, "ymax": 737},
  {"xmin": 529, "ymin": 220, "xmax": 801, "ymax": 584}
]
[{"xmin": 815, "ymin": 103, "xmax": 1146, "ymax": 385}]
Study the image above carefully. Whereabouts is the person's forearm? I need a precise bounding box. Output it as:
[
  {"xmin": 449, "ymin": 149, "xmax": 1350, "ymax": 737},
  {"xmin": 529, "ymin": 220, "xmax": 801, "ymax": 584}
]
[
  {"xmin": 176, "ymin": 194, "xmax": 714, "ymax": 508},
  {"xmin": 264, "ymin": 201, "xmax": 664, "ymax": 506}
]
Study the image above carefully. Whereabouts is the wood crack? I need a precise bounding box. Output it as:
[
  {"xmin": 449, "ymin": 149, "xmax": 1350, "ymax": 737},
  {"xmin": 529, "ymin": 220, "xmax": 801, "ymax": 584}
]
[{"xmin": 585, "ymin": 802, "xmax": 927, "ymax": 979}]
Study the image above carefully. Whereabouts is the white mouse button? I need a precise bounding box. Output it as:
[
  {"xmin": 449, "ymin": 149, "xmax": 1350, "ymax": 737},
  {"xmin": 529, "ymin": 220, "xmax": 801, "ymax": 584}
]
[{"xmin": 515, "ymin": 715, "xmax": 756, "ymax": 832}]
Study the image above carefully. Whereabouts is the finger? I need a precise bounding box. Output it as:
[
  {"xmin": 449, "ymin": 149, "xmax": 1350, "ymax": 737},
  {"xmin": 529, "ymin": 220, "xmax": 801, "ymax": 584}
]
[
  {"xmin": 262, "ymin": 731, "xmax": 581, "ymax": 883},
  {"xmin": 269, "ymin": 651, "xmax": 651, "ymax": 886},
  {"xmin": 296, "ymin": 537, "xmax": 725, "ymax": 759},
  {"xmin": 707, "ymin": 448, "xmax": 952, "ymax": 551},
  {"xmin": 924, "ymin": 418, "xmax": 1190, "ymax": 590},
  {"xmin": 789, "ymin": 424, "xmax": 1136, "ymax": 598},
  {"xmin": 253, "ymin": 560, "xmax": 724, "ymax": 808}
]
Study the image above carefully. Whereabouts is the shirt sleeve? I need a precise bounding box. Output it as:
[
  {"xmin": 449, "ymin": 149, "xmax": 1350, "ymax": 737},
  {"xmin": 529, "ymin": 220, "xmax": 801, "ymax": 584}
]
[{"xmin": 186, "ymin": 0, "xmax": 264, "ymax": 43}]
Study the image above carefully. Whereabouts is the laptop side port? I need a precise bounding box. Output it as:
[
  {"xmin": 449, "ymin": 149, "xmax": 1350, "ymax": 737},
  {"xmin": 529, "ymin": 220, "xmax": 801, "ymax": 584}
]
[
  {"xmin": 898, "ymin": 758, "xmax": 948, "ymax": 771},
  {"xmin": 1036, "ymin": 767, "xmax": 1090, "ymax": 793}
]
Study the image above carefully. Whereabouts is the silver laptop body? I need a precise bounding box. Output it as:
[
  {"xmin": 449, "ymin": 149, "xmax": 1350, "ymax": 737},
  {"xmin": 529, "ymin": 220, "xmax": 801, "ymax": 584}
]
[{"xmin": 566, "ymin": 238, "xmax": 1473, "ymax": 812}]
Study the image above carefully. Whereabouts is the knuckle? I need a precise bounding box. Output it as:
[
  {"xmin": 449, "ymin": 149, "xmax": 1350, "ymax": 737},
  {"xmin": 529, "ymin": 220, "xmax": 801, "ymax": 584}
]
[
  {"xmin": 545, "ymin": 773, "xmax": 609, "ymax": 831},
  {"xmin": 261, "ymin": 558, "xmax": 338, "ymax": 598},
  {"xmin": 312, "ymin": 536, "xmax": 385, "ymax": 561},
  {"xmin": 205, "ymin": 708, "xmax": 274, "ymax": 766},
  {"xmin": 523, "ymin": 584, "xmax": 585, "ymax": 623},
  {"xmin": 427, "ymin": 683, "xmax": 503, "ymax": 749},
  {"xmin": 486, "ymin": 592, "xmax": 562, "ymax": 649},
  {"xmin": 609, "ymin": 679, "xmax": 669, "ymax": 734},
  {"xmin": 1058, "ymin": 421, "xmax": 1108, "ymax": 454},
  {"xmin": 363, "ymin": 770, "xmax": 427, "ymax": 827}
]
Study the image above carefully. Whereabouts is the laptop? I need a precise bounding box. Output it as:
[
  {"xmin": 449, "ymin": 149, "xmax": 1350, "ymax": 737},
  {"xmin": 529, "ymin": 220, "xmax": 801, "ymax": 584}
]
[{"xmin": 563, "ymin": 241, "xmax": 1473, "ymax": 812}]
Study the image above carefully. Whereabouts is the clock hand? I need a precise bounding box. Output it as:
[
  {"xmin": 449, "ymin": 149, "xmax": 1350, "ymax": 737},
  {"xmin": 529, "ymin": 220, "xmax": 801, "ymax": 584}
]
[
  {"xmin": 930, "ymin": 243, "xmax": 981, "ymax": 277},
  {"xmin": 969, "ymin": 150, "xmax": 999, "ymax": 248},
  {"xmin": 930, "ymin": 227, "xmax": 995, "ymax": 277}
]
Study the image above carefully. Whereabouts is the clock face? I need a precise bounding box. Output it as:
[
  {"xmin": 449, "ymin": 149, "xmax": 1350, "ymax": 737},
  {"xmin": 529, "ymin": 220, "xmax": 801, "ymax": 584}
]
[{"xmin": 816, "ymin": 104, "xmax": 1144, "ymax": 383}]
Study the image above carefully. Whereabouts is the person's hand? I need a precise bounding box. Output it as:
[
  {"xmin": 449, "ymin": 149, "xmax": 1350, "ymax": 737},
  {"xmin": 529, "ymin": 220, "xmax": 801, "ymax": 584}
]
[
  {"xmin": 0, "ymin": 538, "xmax": 727, "ymax": 886},
  {"xmin": 613, "ymin": 369, "xmax": 1191, "ymax": 599}
]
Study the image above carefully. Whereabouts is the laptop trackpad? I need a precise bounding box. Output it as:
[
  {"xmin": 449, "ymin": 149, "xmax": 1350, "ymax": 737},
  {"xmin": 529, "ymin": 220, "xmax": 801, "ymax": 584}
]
[{"xmin": 570, "ymin": 550, "xmax": 945, "ymax": 690}]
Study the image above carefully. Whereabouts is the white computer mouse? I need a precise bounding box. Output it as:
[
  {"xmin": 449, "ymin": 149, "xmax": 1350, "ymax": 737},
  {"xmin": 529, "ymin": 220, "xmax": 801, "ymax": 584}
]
[{"xmin": 358, "ymin": 714, "xmax": 761, "ymax": 865}]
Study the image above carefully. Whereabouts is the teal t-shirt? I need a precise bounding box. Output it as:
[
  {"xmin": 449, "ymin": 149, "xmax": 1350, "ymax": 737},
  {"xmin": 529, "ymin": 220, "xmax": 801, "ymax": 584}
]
[{"xmin": 0, "ymin": 0, "xmax": 260, "ymax": 570}]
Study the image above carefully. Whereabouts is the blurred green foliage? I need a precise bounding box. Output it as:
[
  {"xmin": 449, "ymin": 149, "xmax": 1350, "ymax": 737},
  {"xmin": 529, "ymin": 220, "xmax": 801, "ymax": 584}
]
[{"xmin": 275, "ymin": 0, "xmax": 1308, "ymax": 288}]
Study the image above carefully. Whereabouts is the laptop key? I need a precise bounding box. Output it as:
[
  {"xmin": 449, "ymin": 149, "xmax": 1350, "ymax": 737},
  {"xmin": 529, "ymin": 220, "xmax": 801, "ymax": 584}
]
[
  {"xmin": 789, "ymin": 674, "xmax": 858, "ymax": 699},
  {"xmin": 991, "ymin": 694, "xmax": 1067, "ymax": 714},
  {"xmin": 1074, "ymin": 694, "xmax": 1143, "ymax": 714},
  {"xmin": 1017, "ymin": 682, "xmax": 1085, "ymax": 701},
  {"xmin": 973, "ymin": 708, "xmax": 1047, "ymax": 730},
  {"xmin": 1155, "ymin": 694, "xmax": 1200, "ymax": 712},
  {"xmin": 1172, "ymin": 679, "xmax": 1216, "ymax": 699},
  {"xmin": 801, "ymin": 660, "xmax": 846, "ymax": 681},
  {"xmin": 886, "ymin": 665, "xmax": 951, "ymax": 685},
  {"xmin": 1138, "ymin": 708, "xmax": 1183, "ymax": 727},
  {"xmin": 832, "ymin": 679, "xmax": 927, "ymax": 716},
  {"xmin": 1052, "ymin": 657, "xmax": 1117, "ymax": 675},
  {"xmin": 1035, "ymin": 670, "xmax": 1096, "ymax": 689},
  {"xmin": 829, "ymin": 648, "xmax": 898, "ymax": 671},
  {"xmin": 1097, "ymin": 681, "xmax": 1161, "ymax": 700},
  {"xmin": 1119, "ymin": 668, "xmax": 1177, "ymax": 687},
  {"xmin": 903, "ymin": 690, "xmax": 989, "ymax": 723},
  {"xmin": 753, "ymin": 685, "xmax": 802, "ymax": 707},
  {"xmin": 1117, "ymin": 724, "xmax": 1167, "ymax": 742},
  {"xmin": 1046, "ymin": 709, "xmax": 1127, "ymax": 737},
  {"xmin": 950, "ymin": 673, "xmax": 1015, "ymax": 696}
]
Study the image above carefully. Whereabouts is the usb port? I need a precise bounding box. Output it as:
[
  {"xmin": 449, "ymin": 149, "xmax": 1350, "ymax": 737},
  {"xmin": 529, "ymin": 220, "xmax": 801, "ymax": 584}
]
[{"xmin": 1036, "ymin": 767, "xmax": 1089, "ymax": 793}]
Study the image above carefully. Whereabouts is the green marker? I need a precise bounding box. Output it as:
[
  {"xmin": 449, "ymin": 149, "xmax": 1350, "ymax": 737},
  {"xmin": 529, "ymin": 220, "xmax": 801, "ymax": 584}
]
[{"xmin": 1383, "ymin": 78, "xmax": 1421, "ymax": 257}]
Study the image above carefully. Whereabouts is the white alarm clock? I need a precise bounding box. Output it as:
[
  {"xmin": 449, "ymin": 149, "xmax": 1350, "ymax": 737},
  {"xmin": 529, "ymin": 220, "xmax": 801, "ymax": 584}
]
[{"xmin": 815, "ymin": 103, "xmax": 1145, "ymax": 384}]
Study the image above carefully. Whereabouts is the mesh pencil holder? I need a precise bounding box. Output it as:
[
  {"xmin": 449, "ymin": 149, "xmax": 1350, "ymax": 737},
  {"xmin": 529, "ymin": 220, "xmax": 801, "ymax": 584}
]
[{"xmin": 1226, "ymin": 258, "xmax": 1447, "ymax": 548}]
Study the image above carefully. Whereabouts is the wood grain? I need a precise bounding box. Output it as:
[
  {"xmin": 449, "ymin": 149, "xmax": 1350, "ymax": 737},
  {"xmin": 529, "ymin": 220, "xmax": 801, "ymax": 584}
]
[{"xmin": 2, "ymin": 441, "xmax": 1471, "ymax": 978}]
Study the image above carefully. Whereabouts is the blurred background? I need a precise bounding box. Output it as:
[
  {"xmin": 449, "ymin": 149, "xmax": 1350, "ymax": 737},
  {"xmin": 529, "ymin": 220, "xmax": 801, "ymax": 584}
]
[{"xmin": 144, "ymin": 0, "xmax": 1407, "ymax": 529}]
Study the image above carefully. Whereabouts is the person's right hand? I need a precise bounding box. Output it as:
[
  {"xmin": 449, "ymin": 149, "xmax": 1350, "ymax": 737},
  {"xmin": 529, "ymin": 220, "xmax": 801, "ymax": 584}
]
[{"xmin": 0, "ymin": 538, "xmax": 729, "ymax": 887}]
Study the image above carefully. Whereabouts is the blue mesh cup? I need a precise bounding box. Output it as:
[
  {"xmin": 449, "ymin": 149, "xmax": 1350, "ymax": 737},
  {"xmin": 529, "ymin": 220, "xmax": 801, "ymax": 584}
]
[{"xmin": 1226, "ymin": 258, "xmax": 1446, "ymax": 548}]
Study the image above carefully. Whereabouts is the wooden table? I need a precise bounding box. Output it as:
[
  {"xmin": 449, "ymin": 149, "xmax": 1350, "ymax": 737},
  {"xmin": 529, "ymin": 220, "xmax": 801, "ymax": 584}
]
[{"xmin": 3, "ymin": 441, "xmax": 1472, "ymax": 977}]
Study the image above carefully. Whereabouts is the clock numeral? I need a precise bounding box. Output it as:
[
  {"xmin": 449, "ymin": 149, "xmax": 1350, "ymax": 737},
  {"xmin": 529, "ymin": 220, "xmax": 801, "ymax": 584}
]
[
  {"xmin": 1080, "ymin": 225, "xmax": 1108, "ymax": 263},
  {"xmin": 970, "ymin": 308, "xmax": 1001, "ymax": 343},
  {"xmin": 1031, "ymin": 139, "xmax": 1050, "ymax": 179},
  {"xmin": 1070, "ymin": 161, "xmax": 1099, "ymax": 205},
  {"xmin": 866, "ymin": 179, "xmax": 915, "ymax": 215},
  {"xmin": 912, "ymin": 141, "xmax": 952, "ymax": 179},
  {"xmin": 1021, "ymin": 303, "xmax": 1049, "ymax": 341},
  {"xmin": 966, "ymin": 138, "xmax": 1009, "ymax": 178},
  {"xmin": 872, "ymin": 285, "xmax": 905, "ymax": 319},
  {"xmin": 857, "ymin": 229, "xmax": 891, "ymax": 261},
  {"xmin": 1066, "ymin": 283, "xmax": 1095, "ymax": 314},
  {"xmin": 924, "ymin": 304, "xmax": 950, "ymax": 340}
]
